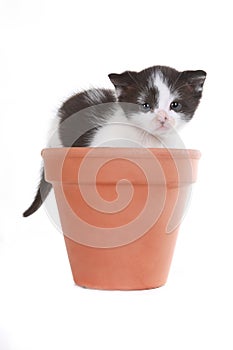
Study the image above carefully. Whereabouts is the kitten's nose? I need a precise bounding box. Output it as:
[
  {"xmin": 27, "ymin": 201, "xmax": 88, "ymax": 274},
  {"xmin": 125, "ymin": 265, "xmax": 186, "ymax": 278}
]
[{"xmin": 156, "ymin": 110, "xmax": 169, "ymax": 122}]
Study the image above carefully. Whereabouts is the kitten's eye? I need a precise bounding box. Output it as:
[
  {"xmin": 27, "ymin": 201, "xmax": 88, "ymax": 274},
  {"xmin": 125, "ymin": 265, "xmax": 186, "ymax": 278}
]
[
  {"xmin": 170, "ymin": 101, "xmax": 182, "ymax": 112},
  {"xmin": 141, "ymin": 103, "xmax": 151, "ymax": 111}
]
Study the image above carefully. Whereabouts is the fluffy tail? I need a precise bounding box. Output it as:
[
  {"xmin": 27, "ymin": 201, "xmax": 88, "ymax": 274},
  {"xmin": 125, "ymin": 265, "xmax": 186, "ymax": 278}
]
[{"xmin": 23, "ymin": 170, "xmax": 52, "ymax": 217}]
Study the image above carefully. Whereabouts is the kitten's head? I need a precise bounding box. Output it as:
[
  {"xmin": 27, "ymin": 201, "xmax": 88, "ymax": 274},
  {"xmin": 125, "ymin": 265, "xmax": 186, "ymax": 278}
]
[{"xmin": 108, "ymin": 66, "xmax": 206, "ymax": 136}]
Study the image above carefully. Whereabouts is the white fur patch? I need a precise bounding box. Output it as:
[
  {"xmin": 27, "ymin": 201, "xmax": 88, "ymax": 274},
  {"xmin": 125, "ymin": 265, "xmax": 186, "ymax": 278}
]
[
  {"xmin": 154, "ymin": 72, "xmax": 177, "ymax": 110},
  {"xmin": 89, "ymin": 107, "xmax": 179, "ymax": 148},
  {"xmin": 90, "ymin": 121, "xmax": 163, "ymax": 148}
]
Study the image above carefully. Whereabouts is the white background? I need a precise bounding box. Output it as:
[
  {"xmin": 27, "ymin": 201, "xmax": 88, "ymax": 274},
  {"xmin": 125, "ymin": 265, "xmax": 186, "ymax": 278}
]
[{"xmin": 1, "ymin": 0, "xmax": 233, "ymax": 349}]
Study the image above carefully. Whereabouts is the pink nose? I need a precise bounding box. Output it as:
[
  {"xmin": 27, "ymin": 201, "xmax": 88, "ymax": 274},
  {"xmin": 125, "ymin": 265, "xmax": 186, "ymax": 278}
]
[{"xmin": 156, "ymin": 110, "xmax": 169, "ymax": 123}]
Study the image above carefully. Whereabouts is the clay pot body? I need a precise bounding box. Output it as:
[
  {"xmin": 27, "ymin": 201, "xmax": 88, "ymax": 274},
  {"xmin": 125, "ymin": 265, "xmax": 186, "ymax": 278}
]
[{"xmin": 42, "ymin": 147, "xmax": 201, "ymax": 290}]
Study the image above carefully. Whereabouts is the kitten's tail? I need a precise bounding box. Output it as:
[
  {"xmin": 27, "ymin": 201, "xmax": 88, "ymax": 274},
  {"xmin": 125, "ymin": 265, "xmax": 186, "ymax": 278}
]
[{"xmin": 23, "ymin": 169, "xmax": 52, "ymax": 217}]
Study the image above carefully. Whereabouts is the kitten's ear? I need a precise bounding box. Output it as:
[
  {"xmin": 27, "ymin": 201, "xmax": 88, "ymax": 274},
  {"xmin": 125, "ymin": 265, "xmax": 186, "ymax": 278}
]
[
  {"xmin": 108, "ymin": 71, "xmax": 138, "ymax": 89},
  {"xmin": 181, "ymin": 70, "xmax": 207, "ymax": 95}
]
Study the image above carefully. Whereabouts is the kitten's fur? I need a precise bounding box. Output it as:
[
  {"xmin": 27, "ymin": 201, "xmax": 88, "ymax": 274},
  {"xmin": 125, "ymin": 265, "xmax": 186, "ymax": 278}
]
[{"xmin": 23, "ymin": 65, "xmax": 206, "ymax": 217}]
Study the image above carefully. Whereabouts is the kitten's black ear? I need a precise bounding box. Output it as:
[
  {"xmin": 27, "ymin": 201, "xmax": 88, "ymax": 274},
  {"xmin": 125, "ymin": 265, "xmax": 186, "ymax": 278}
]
[
  {"xmin": 108, "ymin": 71, "xmax": 138, "ymax": 88},
  {"xmin": 181, "ymin": 70, "xmax": 207, "ymax": 95}
]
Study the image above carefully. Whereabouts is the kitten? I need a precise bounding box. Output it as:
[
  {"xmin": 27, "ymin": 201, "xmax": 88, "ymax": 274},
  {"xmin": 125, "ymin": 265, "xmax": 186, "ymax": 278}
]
[{"xmin": 23, "ymin": 65, "xmax": 206, "ymax": 217}]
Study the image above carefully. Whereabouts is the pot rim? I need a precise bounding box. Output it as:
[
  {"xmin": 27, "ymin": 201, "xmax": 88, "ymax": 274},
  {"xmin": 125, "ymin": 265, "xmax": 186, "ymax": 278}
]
[{"xmin": 42, "ymin": 147, "xmax": 201, "ymax": 159}]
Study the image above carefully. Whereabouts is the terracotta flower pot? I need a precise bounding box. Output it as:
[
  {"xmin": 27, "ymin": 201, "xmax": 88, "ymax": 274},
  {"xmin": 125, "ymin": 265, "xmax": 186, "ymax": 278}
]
[{"xmin": 42, "ymin": 147, "xmax": 201, "ymax": 290}]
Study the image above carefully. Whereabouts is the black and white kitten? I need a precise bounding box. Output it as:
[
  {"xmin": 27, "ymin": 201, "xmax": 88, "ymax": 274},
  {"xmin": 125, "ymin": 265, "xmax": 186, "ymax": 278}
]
[{"xmin": 23, "ymin": 65, "xmax": 206, "ymax": 217}]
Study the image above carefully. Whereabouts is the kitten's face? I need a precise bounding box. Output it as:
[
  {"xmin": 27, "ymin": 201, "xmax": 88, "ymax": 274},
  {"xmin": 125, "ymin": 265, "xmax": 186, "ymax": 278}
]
[{"xmin": 109, "ymin": 66, "xmax": 206, "ymax": 137}]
